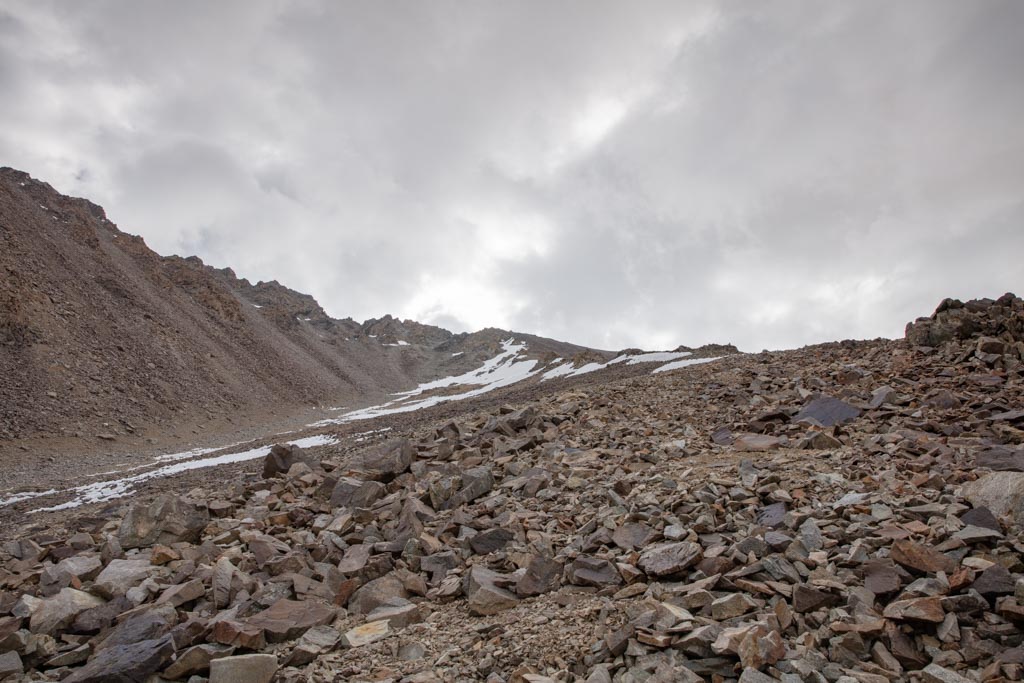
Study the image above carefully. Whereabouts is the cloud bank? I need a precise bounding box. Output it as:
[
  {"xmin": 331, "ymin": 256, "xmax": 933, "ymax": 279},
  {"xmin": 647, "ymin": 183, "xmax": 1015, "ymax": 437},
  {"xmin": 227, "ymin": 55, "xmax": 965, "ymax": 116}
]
[{"xmin": 1, "ymin": 1, "xmax": 1021, "ymax": 351}]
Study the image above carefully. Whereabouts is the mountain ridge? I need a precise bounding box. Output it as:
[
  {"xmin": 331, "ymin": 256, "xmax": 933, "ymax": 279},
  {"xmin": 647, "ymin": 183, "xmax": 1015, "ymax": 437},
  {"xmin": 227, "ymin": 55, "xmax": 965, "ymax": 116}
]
[{"xmin": 0, "ymin": 167, "xmax": 723, "ymax": 444}]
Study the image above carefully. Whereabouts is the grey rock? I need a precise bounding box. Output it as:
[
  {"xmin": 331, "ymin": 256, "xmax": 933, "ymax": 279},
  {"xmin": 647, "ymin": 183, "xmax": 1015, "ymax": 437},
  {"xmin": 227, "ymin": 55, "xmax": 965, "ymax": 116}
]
[
  {"xmin": 63, "ymin": 636, "xmax": 174, "ymax": 683},
  {"xmin": 118, "ymin": 493, "xmax": 209, "ymax": 549},
  {"xmin": 795, "ymin": 395, "xmax": 861, "ymax": 427}
]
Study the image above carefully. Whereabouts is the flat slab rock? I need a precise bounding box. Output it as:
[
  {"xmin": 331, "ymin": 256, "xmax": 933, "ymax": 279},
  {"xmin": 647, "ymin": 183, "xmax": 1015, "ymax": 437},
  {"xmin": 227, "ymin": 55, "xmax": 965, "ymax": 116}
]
[
  {"xmin": 209, "ymin": 653, "xmax": 278, "ymax": 683},
  {"xmin": 245, "ymin": 599, "xmax": 335, "ymax": 642}
]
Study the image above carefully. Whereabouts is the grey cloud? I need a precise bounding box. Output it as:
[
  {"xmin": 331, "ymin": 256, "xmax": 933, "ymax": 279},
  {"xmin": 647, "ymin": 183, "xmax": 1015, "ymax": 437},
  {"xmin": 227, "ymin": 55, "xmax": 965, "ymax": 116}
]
[{"xmin": 0, "ymin": 1, "xmax": 1020, "ymax": 351}]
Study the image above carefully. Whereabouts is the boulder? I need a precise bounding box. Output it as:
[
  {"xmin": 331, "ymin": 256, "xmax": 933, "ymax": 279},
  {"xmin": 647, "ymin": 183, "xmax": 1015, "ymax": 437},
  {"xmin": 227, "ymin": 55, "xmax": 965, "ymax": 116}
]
[
  {"xmin": 352, "ymin": 439, "xmax": 414, "ymax": 481},
  {"xmin": 638, "ymin": 542, "xmax": 704, "ymax": 577},
  {"xmin": 347, "ymin": 574, "xmax": 408, "ymax": 615},
  {"xmin": 245, "ymin": 599, "xmax": 335, "ymax": 642},
  {"xmin": 118, "ymin": 494, "xmax": 209, "ymax": 548},
  {"xmin": 262, "ymin": 443, "xmax": 312, "ymax": 478},
  {"xmin": 465, "ymin": 566, "xmax": 519, "ymax": 616},
  {"xmin": 29, "ymin": 588, "xmax": 105, "ymax": 635},
  {"xmin": 962, "ymin": 472, "xmax": 1024, "ymax": 523}
]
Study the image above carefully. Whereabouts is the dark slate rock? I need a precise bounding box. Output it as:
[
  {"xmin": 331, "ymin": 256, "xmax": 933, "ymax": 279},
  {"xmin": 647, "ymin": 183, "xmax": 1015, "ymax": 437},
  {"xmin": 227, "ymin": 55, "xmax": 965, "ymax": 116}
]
[
  {"xmin": 469, "ymin": 528, "xmax": 514, "ymax": 555},
  {"xmin": 757, "ymin": 503, "xmax": 787, "ymax": 529},
  {"xmin": 63, "ymin": 636, "xmax": 175, "ymax": 683},
  {"xmin": 794, "ymin": 396, "xmax": 862, "ymax": 427},
  {"xmin": 975, "ymin": 446, "xmax": 1024, "ymax": 472},
  {"xmin": 960, "ymin": 506, "xmax": 1002, "ymax": 532}
]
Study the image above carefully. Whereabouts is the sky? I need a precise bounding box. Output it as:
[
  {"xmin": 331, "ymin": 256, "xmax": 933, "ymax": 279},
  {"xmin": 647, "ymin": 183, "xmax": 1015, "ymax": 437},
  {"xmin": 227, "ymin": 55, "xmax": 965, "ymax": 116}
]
[{"xmin": 1, "ymin": 1, "xmax": 1021, "ymax": 352}]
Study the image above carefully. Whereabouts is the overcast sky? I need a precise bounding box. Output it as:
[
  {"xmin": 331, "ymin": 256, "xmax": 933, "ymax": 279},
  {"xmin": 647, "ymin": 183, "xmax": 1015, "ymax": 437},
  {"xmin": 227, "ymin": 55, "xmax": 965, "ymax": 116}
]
[{"xmin": 1, "ymin": 2, "xmax": 1021, "ymax": 351}]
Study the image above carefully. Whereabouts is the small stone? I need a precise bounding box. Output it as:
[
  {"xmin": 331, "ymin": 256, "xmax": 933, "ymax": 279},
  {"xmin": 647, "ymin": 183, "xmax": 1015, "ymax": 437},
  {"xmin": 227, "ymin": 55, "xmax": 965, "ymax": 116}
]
[
  {"xmin": 163, "ymin": 643, "xmax": 236, "ymax": 679},
  {"xmin": 733, "ymin": 434, "xmax": 782, "ymax": 452},
  {"xmin": 638, "ymin": 541, "xmax": 703, "ymax": 577},
  {"xmin": 465, "ymin": 565, "xmax": 519, "ymax": 615},
  {"xmin": 399, "ymin": 641, "xmax": 426, "ymax": 660},
  {"xmin": 882, "ymin": 596, "xmax": 945, "ymax": 622},
  {"xmin": 890, "ymin": 540, "xmax": 955, "ymax": 574},
  {"xmin": 711, "ymin": 593, "xmax": 759, "ymax": 619},
  {"xmin": 0, "ymin": 651, "xmax": 22, "ymax": 678}
]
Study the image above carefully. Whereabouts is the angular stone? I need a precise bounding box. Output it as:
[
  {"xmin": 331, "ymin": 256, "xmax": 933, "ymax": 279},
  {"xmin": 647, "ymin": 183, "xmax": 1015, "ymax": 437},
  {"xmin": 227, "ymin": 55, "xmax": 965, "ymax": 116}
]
[
  {"xmin": 337, "ymin": 543, "xmax": 372, "ymax": 574},
  {"xmin": 93, "ymin": 558, "xmax": 156, "ymax": 599},
  {"xmin": 890, "ymin": 540, "xmax": 955, "ymax": 574},
  {"xmin": 611, "ymin": 523, "xmax": 658, "ymax": 551},
  {"xmin": 284, "ymin": 625, "xmax": 340, "ymax": 666},
  {"xmin": 367, "ymin": 597, "xmax": 423, "ymax": 628},
  {"xmin": 163, "ymin": 643, "xmax": 235, "ymax": 679},
  {"xmin": 63, "ymin": 636, "xmax": 175, "ymax": 683},
  {"xmin": 445, "ymin": 466, "xmax": 494, "ymax": 509},
  {"xmin": 30, "ymin": 588, "xmax": 105, "ymax": 635},
  {"xmin": 757, "ymin": 503, "xmax": 787, "ymax": 529},
  {"xmin": 638, "ymin": 541, "xmax": 703, "ymax": 577},
  {"xmin": 348, "ymin": 573, "xmax": 409, "ymax": 614},
  {"xmin": 863, "ymin": 560, "xmax": 902, "ymax": 595},
  {"xmin": 795, "ymin": 396, "xmax": 862, "ymax": 427},
  {"xmin": 209, "ymin": 653, "xmax": 278, "ymax": 683},
  {"xmin": 711, "ymin": 593, "xmax": 758, "ymax": 620},
  {"xmin": 245, "ymin": 599, "xmax": 335, "ymax": 642},
  {"xmin": 330, "ymin": 477, "xmax": 385, "ymax": 509},
  {"xmin": 567, "ymin": 556, "xmax": 621, "ymax": 586},
  {"xmin": 737, "ymin": 625, "xmax": 785, "ymax": 669},
  {"xmin": 465, "ymin": 565, "xmax": 519, "ymax": 616},
  {"xmin": 156, "ymin": 578, "xmax": 205, "ymax": 607},
  {"xmin": 882, "ymin": 596, "xmax": 945, "ymax": 622},
  {"xmin": 118, "ymin": 494, "xmax": 209, "ymax": 549},
  {"xmin": 921, "ymin": 663, "xmax": 973, "ymax": 683},
  {"xmin": 973, "ymin": 564, "xmax": 1015, "ymax": 596},
  {"xmin": 95, "ymin": 606, "xmax": 176, "ymax": 651},
  {"xmin": 352, "ymin": 439, "xmax": 414, "ymax": 481},
  {"xmin": 976, "ymin": 446, "xmax": 1024, "ymax": 472},
  {"xmin": 960, "ymin": 506, "xmax": 1002, "ymax": 532},
  {"xmin": 469, "ymin": 528, "xmax": 514, "ymax": 555},
  {"xmin": 0, "ymin": 651, "xmax": 22, "ymax": 678},
  {"xmin": 263, "ymin": 443, "xmax": 311, "ymax": 478},
  {"xmin": 517, "ymin": 556, "xmax": 562, "ymax": 597},
  {"xmin": 793, "ymin": 584, "xmax": 837, "ymax": 613}
]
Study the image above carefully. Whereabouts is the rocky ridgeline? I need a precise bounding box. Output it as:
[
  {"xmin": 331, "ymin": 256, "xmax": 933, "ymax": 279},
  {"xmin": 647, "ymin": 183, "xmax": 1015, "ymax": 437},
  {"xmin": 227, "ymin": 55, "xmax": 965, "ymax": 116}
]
[{"xmin": 1, "ymin": 295, "xmax": 1024, "ymax": 682}]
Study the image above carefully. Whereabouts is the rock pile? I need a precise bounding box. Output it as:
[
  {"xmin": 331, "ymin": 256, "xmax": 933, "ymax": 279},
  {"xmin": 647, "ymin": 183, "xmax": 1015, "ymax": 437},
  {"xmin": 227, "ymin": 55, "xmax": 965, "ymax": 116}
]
[{"xmin": 1, "ymin": 296, "xmax": 1023, "ymax": 681}]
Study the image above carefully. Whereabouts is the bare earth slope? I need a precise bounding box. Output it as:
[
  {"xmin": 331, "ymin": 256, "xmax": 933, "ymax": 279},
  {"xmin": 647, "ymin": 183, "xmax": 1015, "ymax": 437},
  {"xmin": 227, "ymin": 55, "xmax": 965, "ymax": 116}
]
[{"xmin": 0, "ymin": 168, "xmax": 610, "ymax": 447}]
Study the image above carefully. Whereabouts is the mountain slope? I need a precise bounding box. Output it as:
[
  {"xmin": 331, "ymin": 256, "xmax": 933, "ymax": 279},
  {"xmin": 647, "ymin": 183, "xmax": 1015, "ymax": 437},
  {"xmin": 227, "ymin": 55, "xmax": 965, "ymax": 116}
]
[{"xmin": 0, "ymin": 168, "xmax": 614, "ymax": 442}]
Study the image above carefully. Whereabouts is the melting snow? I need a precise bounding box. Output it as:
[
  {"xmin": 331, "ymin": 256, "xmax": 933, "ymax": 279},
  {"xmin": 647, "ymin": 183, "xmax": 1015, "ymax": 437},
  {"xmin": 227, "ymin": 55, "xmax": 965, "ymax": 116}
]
[
  {"xmin": 20, "ymin": 435, "xmax": 339, "ymax": 513},
  {"xmin": 541, "ymin": 350, "xmax": 695, "ymax": 381},
  {"xmin": 253, "ymin": 304, "xmax": 263, "ymax": 309},
  {"xmin": 0, "ymin": 489, "xmax": 59, "ymax": 507},
  {"xmin": 312, "ymin": 339, "xmax": 539, "ymax": 425},
  {"xmin": 652, "ymin": 356, "xmax": 721, "ymax": 374}
]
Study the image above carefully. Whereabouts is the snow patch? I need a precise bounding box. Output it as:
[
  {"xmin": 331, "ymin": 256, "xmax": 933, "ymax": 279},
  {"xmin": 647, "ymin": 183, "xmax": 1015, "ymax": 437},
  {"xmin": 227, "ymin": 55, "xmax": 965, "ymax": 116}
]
[
  {"xmin": 652, "ymin": 356, "xmax": 721, "ymax": 374},
  {"xmin": 312, "ymin": 339, "xmax": 539, "ymax": 425},
  {"xmin": 24, "ymin": 435, "xmax": 339, "ymax": 512}
]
